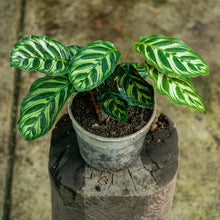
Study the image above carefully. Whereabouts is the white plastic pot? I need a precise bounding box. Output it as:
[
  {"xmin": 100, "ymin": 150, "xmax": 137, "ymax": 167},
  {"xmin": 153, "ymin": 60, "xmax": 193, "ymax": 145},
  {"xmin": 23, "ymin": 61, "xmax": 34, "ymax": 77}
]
[{"xmin": 68, "ymin": 93, "xmax": 157, "ymax": 172}]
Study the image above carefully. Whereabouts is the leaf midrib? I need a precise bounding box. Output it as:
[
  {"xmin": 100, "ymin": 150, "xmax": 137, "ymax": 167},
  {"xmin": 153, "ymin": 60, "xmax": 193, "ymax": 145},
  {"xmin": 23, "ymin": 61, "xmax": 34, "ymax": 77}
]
[
  {"xmin": 152, "ymin": 71, "xmax": 202, "ymax": 104},
  {"xmin": 15, "ymin": 55, "xmax": 69, "ymax": 64},
  {"xmin": 134, "ymin": 42, "xmax": 198, "ymax": 66},
  {"xmin": 75, "ymin": 49, "xmax": 116, "ymax": 83},
  {"xmin": 21, "ymin": 82, "xmax": 71, "ymax": 137}
]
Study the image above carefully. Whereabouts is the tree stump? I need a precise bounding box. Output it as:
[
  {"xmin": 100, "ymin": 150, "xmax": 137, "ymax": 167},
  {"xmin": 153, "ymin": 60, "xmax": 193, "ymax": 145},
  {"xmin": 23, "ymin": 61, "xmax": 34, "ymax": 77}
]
[{"xmin": 49, "ymin": 114, "xmax": 178, "ymax": 220}]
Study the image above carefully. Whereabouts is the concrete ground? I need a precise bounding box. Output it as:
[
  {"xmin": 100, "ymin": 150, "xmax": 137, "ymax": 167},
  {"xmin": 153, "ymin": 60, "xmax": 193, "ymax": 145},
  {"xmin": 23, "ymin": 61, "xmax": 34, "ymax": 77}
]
[{"xmin": 0, "ymin": 0, "xmax": 219, "ymax": 219}]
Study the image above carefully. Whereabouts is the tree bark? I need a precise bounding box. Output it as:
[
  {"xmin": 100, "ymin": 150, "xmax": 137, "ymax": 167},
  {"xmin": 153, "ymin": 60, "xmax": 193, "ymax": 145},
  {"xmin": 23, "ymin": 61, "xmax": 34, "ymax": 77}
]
[{"xmin": 49, "ymin": 114, "xmax": 178, "ymax": 220}]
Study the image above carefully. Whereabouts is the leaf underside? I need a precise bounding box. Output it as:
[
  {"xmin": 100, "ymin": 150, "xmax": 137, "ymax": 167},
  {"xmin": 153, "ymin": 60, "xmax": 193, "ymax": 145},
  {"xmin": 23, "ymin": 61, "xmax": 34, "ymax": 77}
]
[
  {"xmin": 68, "ymin": 40, "xmax": 121, "ymax": 92},
  {"xmin": 10, "ymin": 35, "xmax": 70, "ymax": 76},
  {"xmin": 97, "ymin": 87, "xmax": 128, "ymax": 122},
  {"xmin": 133, "ymin": 35, "xmax": 209, "ymax": 78},
  {"xmin": 116, "ymin": 64, "xmax": 154, "ymax": 109},
  {"xmin": 17, "ymin": 75, "xmax": 74, "ymax": 141},
  {"xmin": 148, "ymin": 68, "xmax": 205, "ymax": 111}
]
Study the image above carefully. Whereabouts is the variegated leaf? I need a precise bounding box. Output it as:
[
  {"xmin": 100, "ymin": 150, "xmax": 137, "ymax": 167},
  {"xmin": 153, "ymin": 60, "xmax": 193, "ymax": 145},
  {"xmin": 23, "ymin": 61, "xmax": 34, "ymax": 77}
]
[
  {"xmin": 17, "ymin": 75, "xmax": 74, "ymax": 141},
  {"xmin": 116, "ymin": 65, "xmax": 154, "ymax": 109},
  {"xmin": 97, "ymin": 87, "xmax": 128, "ymax": 122},
  {"xmin": 11, "ymin": 35, "xmax": 70, "ymax": 75},
  {"xmin": 68, "ymin": 40, "xmax": 121, "ymax": 92},
  {"xmin": 105, "ymin": 73, "xmax": 116, "ymax": 87},
  {"xmin": 133, "ymin": 35, "xmax": 209, "ymax": 78},
  {"xmin": 148, "ymin": 67, "xmax": 205, "ymax": 111},
  {"xmin": 67, "ymin": 44, "xmax": 81, "ymax": 58},
  {"xmin": 123, "ymin": 62, "xmax": 149, "ymax": 79}
]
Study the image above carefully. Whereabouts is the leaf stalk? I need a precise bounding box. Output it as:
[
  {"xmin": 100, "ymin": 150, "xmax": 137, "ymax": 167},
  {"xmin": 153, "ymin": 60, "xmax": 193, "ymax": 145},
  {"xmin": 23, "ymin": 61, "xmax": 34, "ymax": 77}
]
[{"xmin": 89, "ymin": 90, "xmax": 102, "ymax": 122}]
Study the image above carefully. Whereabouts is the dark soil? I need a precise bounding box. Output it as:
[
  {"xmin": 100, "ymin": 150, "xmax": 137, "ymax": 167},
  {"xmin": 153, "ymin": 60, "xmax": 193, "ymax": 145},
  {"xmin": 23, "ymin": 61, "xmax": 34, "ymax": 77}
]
[
  {"xmin": 150, "ymin": 113, "xmax": 169, "ymax": 132},
  {"xmin": 71, "ymin": 91, "xmax": 153, "ymax": 138}
]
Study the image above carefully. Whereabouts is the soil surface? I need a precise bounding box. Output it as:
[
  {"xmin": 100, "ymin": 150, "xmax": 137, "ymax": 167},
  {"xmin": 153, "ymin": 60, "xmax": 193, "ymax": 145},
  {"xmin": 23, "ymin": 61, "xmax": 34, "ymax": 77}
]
[
  {"xmin": 71, "ymin": 91, "xmax": 153, "ymax": 137},
  {"xmin": 150, "ymin": 113, "xmax": 169, "ymax": 133}
]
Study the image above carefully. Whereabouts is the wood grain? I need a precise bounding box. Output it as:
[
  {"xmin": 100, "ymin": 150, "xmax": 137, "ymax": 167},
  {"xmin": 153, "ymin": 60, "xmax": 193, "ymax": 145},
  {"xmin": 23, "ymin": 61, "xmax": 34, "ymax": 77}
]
[{"xmin": 49, "ymin": 114, "xmax": 178, "ymax": 220}]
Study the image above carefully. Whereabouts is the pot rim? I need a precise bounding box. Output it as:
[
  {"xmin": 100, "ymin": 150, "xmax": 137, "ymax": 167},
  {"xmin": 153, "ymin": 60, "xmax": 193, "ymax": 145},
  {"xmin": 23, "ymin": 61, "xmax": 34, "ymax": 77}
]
[{"xmin": 68, "ymin": 92, "xmax": 157, "ymax": 142}]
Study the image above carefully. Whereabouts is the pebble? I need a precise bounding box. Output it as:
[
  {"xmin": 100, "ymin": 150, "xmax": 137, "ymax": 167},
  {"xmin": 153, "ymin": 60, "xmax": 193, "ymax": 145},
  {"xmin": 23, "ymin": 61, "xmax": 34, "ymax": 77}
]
[{"xmin": 92, "ymin": 123, "xmax": 99, "ymax": 128}]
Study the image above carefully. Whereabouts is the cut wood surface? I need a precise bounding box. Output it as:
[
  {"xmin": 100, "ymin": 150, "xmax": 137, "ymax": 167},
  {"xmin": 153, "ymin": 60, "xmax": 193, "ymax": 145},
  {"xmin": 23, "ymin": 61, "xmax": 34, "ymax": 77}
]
[{"xmin": 49, "ymin": 114, "xmax": 178, "ymax": 220}]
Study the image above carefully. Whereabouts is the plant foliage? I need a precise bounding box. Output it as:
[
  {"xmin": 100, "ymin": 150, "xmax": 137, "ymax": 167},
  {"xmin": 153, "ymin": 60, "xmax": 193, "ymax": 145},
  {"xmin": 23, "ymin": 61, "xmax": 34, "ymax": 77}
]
[
  {"xmin": 10, "ymin": 35, "xmax": 209, "ymax": 140},
  {"xmin": 123, "ymin": 62, "xmax": 149, "ymax": 79},
  {"xmin": 11, "ymin": 36, "xmax": 70, "ymax": 76},
  {"xmin": 133, "ymin": 35, "xmax": 209, "ymax": 78},
  {"xmin": 116, "ymin": 64, "xmax": 154, "ymax": 109},
  {"xmin": 148, "ymin": 68, "xmax": 205, "ymax": 111},
  {"xmin": 68, "ymin": 40, "xmax": 121, "ymax": 92},
  {"xmin": 17, "ymin": 75, "xmax": 74, "ymax": 140},
  {"xmin": 98, "ymin": 87, "xmax": 128, "ymax": 122}
]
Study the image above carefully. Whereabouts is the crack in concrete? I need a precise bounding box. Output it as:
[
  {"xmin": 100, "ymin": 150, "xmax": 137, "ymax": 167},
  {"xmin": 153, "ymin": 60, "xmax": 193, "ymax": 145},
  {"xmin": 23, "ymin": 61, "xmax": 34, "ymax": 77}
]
[{"xmin": 2, "ymin": 1, "xmax": 26, "ymax": 219}]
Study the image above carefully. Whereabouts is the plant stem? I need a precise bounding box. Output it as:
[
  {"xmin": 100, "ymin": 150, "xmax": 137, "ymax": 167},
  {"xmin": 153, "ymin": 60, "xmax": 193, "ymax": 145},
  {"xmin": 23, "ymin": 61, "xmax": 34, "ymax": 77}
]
[
  {"xmin": 122, "ymin": 45, "xmax": 133, "ymax": 66},
  {"xmin": 110, "ymin": 76, "xmax": 115, "ymax": 88},
  {"xmin": 136, "ymin": 62, "xmax": 145, "ymax": 69},
  {"xmin": 89, "ymin": 90, "xmax": 102, "ymax": 122},
  {"xmin": 106, "ymin": 116, "xmax": 111, "ymax": 124},
  {"xmin": 114, "ymin": 78, "xmax": 118, "ymax": 89}
]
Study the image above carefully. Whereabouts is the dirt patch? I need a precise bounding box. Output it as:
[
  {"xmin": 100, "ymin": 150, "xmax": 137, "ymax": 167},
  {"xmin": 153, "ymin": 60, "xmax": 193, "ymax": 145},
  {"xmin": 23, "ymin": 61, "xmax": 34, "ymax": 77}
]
[
  {"xmin": 71, "ymin": 91, "xmax": 153, "ymax": 137},
  {"xmin": 150, "ymin": 113, "xmax": 169, "ymax": 132}
]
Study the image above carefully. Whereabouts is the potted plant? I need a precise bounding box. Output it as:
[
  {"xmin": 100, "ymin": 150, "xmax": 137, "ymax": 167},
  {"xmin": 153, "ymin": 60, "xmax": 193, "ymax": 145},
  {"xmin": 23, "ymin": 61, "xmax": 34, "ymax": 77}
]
[{"xmin": 10, "ymin": 35, "xmax": 209, "ymax": 171}]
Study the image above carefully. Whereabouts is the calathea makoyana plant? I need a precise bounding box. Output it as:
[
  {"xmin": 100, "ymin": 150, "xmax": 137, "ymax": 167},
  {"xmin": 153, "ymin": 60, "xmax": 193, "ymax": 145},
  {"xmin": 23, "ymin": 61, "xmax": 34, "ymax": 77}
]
[{"xmin": 10, "ymin": 35, "xmax": 209, "ymax": 141}]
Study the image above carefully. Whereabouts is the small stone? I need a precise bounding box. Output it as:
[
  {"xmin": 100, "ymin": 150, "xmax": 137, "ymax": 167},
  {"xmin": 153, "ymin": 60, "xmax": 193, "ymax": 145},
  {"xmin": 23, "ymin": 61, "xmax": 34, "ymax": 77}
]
[
  {"xmin": 157, "ymin": 139, "xmax": 161, "ymax": 143},
  {"xmin": 92, "ymin": 123, "xmax": 99, "ymax": 128},
  {"xmin": 110, "ymin": 131, "xmax": 116, "ymax": 136}
]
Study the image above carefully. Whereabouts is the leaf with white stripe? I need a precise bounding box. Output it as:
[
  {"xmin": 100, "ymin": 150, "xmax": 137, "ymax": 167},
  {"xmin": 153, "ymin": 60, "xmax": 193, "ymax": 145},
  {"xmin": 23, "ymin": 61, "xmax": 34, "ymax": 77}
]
[
  {"xmin": 11, "ymin": 35, "xmax": 70, "ymax": 75},
  {"xmin": 116, "ymin": 64, "xmax": 154, "ymax": 109},
  {"xmin": 148, "ymin": 68, "xmax": 205, "ymax": 111},
  {"xmin": 68, "ymin": 40, "xmax": 121, "ymax": 92},
  {"xmin": 123, "ymin": 62, "xmax": 149, "ymax": 79},
  {"xmin": 97, "ymin": 87, "xmax": 128, "ymax": 122},
  {"xmin": 67, "ymin": 44, "xmax": 81, "ymax": 58},
  {"xmin": 133, "ymin": 35, "xmax": 209, "ymax": 78},
  {"xmin": 17, "ymin": 75, "xmax": 74, "ymax": 141}
]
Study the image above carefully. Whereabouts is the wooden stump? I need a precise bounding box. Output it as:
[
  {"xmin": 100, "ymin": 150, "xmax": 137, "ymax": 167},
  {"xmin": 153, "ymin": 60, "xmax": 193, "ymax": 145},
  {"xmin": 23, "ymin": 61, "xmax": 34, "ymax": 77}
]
[{"xmin": 49, "ymin": 114, "xmax": 178, "ymax": 220}]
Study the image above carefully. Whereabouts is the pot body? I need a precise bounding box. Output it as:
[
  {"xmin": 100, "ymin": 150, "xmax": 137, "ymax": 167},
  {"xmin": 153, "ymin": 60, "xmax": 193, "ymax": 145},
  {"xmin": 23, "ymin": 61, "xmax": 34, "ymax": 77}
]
[{"xmin": 68, "ymin": 93, "xmax": 157, "ymax": 171}]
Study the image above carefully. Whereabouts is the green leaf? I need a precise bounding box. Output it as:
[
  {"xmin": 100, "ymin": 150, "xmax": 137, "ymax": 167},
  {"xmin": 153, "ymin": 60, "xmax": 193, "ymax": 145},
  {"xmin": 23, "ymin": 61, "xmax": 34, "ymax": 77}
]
[
  {"xmin": 123, "ymin": 62, "xmax": 149, "ymax": 79},
  {"xmin": 97, "ymin": 87, "xmax": 128, "ymax": 122},
  {"xmin": 133, "ymin": 35, "xmax": 209, "ymax": 78},
  {"xmin": 148, "ymin": 67, "xmax": 205, "ymax": 111},
  {"xmin": 67, "ymin": 44, "xmax": 81, "ymax": 58},
  {"xmin": 17, "ymin": 75, "xmax": 74, "ymax": 141},
  {"xmin": 10, "ymin": 35, "xmax": 70, "ymax": 76},
  {"xmin": 116, "ymin": 64, "xmax": 154, "ymax": 109},
  {"xmin": 68, "ymin": 40, "xmax": 121, "ymax": 92},
  {"xmin": 105, "ymin": 73, "xmax": 116, "ymax": 87}
]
